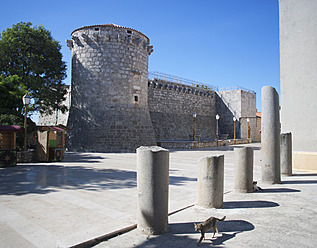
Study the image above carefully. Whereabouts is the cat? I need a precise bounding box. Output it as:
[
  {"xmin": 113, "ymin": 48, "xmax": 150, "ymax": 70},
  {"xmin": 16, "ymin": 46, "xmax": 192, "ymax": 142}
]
[
  {"xmin": 194, "ymin": 216, "xmax": 226, "ymax": 246},
  {"xmin": 253, "ymin": 181, "xmax": 263, "ymax": 192}
]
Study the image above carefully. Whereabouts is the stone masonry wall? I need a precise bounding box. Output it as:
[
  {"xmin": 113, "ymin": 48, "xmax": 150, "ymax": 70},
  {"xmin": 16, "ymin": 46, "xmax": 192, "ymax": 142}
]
[
  {"xmin": 216, "ymin": 90, "xmax": 256, "ymax": 140},
  {"xmin": 148, "ymin": 79, "xmax": 216, "ymax": 141},
  {"xmin": 66, "ymin": 24, "xmax": 156, "ymax": 152}
]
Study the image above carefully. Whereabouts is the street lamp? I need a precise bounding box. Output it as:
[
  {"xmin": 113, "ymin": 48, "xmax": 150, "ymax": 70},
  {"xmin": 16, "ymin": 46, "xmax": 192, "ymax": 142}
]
[
  {"xmin": 247, "ymin": 118, "xmax": 250, "ymax": 140},
  {"xmin": 233, "ymin": 116, "xmax": 237, "ymax": 143},
  {"xmin": 22, "ymin": 94, "xmax": 31, "ymax": 151},
  {"xmin": 193, "ymin": 112, "xmax": 197, "ymax": 141},
  {"xmin": 216, "ymin": 114, "xmax": 220, "ymax": 141}
]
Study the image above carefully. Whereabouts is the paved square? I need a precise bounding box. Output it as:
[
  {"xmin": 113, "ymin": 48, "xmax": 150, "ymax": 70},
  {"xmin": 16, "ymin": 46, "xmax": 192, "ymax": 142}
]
[{"xmin": 0, "ymin": 143, "xmax": 316, "ymax": 247}]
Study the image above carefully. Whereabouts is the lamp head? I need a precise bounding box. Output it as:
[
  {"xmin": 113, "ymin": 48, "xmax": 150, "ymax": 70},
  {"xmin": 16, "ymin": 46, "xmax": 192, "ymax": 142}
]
[{"xmin": 22, "ymin": 94, "xmax": 31, "ymax": 105}]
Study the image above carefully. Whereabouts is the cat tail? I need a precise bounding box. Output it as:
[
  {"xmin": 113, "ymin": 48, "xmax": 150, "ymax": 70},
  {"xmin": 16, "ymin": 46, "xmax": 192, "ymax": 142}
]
[{"xmin": 218, "ymin": 216, "xmax": 226, "ymax": 221}]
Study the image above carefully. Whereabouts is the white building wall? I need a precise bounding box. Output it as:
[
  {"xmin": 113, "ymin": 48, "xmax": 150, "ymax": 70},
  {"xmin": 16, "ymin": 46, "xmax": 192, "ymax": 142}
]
[{"xmin": 279, "ymin": 0, "xmax": 317, "ymax": 152}]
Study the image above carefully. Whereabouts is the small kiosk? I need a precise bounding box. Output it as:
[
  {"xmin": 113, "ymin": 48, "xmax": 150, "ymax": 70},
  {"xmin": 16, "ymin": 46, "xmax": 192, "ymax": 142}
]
[
  {"xmin": 36, "ymin": 126, "xmax": 66, "ymax": 162},
  {"xmin": 0, "ymin": 125, "xmax": 23, "ymax": 167}
]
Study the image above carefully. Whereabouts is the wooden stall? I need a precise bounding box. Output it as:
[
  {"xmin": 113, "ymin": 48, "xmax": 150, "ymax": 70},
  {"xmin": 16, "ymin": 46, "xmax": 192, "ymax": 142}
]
[
  {"xmin": 36, "ymin": 126, "xmax": 65, "ymax": 162},
  {"xmin": 0, "ymin": 125, "xmax": 23, "ymax": 167}
]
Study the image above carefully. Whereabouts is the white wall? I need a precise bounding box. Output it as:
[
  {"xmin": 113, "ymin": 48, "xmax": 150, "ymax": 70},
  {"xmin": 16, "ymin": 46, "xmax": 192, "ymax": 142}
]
[{"xmin": 279, "ymin": 0, "xmax": 317, "ymax": 152}]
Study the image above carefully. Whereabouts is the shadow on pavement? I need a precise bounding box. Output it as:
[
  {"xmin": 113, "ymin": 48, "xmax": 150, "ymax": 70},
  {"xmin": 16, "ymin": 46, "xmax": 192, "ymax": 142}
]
[
  {"xmin": 133, "ymin": 220, "xmax": 254, "ymax": 247},
  {"xmin": 291, "ymin": 173, "xmax": 317, "ymax": 177},
  {"xmin": 282, "ymin": 180, "xmax": 317, "ymax": 184},
  {"xmin": 223, "ymin": 200, "xmax": 279, "ymax": 209},
  {"xmin": 0, "ymin": 164, "xmax": 196, "ymax": 196},
  {"xmin": 258, "ymin": 188, "xmax": 301, "ymax": 193},
  {"xmin": 63, "ymin": 152, "xmax": 108, "ymax": 163}
]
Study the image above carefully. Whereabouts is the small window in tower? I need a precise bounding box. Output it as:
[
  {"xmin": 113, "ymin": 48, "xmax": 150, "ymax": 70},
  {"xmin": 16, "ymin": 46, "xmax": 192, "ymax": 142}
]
[
  {"xmin": 134, "ymin": 95, "xmax": 139, "ymax": 102},
  {"xmin": 127, "ymin": 30, "xmax": 133, "ymax": 34}
]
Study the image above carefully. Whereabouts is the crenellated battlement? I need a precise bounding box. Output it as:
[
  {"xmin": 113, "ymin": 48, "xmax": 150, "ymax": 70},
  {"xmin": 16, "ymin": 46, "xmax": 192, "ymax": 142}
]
[
  {"xmin": 66, "ymin": 23, "xmax": 154, "ymax": 55},
  {"xmin": 148, "ymin": 80, "xmax": 214, "ymax": 98}
]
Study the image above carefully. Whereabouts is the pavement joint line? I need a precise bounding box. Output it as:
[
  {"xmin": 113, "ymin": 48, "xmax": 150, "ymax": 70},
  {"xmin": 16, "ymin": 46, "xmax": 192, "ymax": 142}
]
[
  {"xmin": 224, "ymin": 190, "xmax": 233, "ymax": 195},
  {"xmin": 68, "ymin": 204, "xmax": 196, "ymax": 248},
  {"xmin": 67, "ymin": 191, "xmax": 236, "ymax": 248}
]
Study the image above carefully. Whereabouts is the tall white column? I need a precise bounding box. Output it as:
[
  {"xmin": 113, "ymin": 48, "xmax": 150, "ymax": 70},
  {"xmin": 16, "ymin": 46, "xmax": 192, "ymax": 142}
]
[{"xmin": 261, "ymin": 86, "xmax": 281, "ymax": 184}]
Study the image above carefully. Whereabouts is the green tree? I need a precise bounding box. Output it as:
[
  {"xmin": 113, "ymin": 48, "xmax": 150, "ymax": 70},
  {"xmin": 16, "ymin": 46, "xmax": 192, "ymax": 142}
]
[
  {"xmin": 0, "ymin": 22, "xmax": 67, "ymax": 117},
  {"xmin": 0, "ymin": 74, "xmax": 36, "ymax": 138}
]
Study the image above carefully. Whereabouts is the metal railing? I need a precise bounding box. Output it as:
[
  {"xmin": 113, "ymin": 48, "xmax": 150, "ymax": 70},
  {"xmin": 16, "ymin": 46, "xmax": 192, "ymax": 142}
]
[
  {"xmin": 148, "ymin": 71, "xmax": 217, "ymax": 91},
  {"xmin": 217, "ymin": 86, "xmax": 256, "ymax": 94},
  {"xmin": 148, "ymin": 71, "xmax": 256, "ymax": 94}
]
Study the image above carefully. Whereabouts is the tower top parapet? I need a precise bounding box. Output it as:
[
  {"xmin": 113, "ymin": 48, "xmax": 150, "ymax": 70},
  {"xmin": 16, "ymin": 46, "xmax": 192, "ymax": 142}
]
[{"xmin": 71, "ymin": 23, "xmax": 150, "ymax": 42}]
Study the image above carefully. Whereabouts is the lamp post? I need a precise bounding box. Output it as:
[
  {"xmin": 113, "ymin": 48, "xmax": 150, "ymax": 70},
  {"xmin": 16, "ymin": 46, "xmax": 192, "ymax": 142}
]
[
  {"xmin": 22, "ymin": 94, "xmax": 31, "ymax": 151},
  {"xmin": 216, "ymin": 114, "xmax": 220, "ymax": 141},
  {"xmin": 193, "ymin": 112, "xmax": 197, "ymax": 141},
  {"xmin": 247, "ymin": 118, "xmax": 250, "ymax": 140},
  {"xmin": 233, "ymin": 116, "xmax": 236, "ymax": 143}
]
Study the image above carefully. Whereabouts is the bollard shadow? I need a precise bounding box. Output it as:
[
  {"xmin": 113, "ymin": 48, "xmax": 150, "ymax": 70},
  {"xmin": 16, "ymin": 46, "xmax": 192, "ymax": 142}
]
[
  {"xmin": 133, "ymin": 220, "xmax": 254, "ymax": 247},
  {"xmin": 257, "ymin": 188, "xmax": 301, "ymax": 193},
  {"xmin": 223, "ymin": 200, "xmax": 279, "ymax": 209},
  {"xmin": 281, "ymin": 180, "xmax": 317, "ymax": 185},
  {"xmin": 291, "ymin": 173, "xmax": 317, "ymax": 177}
]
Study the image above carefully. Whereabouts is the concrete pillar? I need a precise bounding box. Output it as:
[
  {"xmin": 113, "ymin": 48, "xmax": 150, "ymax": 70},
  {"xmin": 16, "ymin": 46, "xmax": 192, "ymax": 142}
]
[
  {"xmin": 261, "ymin": 86, "xmax": 281, "ymax": 184},
  {"xmin": 197, "ymin": 155, "xmax": 224, "ymax": 208},
  {"xmin": 281, "ymin": 132, "xmax": 292, "ymax": 175},
  {"xmin": 234, "ymin": 147, "xmax": 254, "ymax": 193},
  {"xmin": 136, "ymin": 146, "xmax": 169, "ymax": 235}
]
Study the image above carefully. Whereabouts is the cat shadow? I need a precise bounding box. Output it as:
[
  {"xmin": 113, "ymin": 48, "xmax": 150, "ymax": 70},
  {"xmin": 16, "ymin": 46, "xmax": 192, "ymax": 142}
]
[
  {"xmin": 133, "ymin": 220, "xmax": 254, "ymax": 247},
  {"xmin": 206, "ymin": 232, "xmax": 239, "ymax": 246},
  {"xmin": 198, "ymin": 220, "xmax": 254, "ymax": 246}
]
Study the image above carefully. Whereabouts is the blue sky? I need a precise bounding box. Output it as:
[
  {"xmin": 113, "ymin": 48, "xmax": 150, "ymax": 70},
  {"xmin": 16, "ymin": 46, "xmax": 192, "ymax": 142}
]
[{"xmin": 1, "ymin": 0, "xmax": 280, "ymax": 113}]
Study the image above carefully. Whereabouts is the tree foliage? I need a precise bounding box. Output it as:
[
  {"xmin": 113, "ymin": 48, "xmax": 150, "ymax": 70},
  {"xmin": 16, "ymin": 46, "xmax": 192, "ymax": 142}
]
[
  {"xmin": 0, "ymin": 22, "xmax": 67, "ymax": 119},
  {"xmin": 0, "ymin": 74, "xmax": 36, "ymax": 133}
]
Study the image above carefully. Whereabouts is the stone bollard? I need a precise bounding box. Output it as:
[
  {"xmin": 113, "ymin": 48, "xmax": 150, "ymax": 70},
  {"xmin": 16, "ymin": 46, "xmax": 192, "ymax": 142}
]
[
  {"xmin": 281, "ymin": 132, "xmax": 292, "ymax": 175},
  {"xmin": 136, "ymin": 146, "xmax": 169, "ymax": 235},
  {"xmin": 261, "ymin": 86, "xmax": 281, "ymax": 184},
  {"xmin": 234, "ymin": 147, "xmax": 254, "ymax": 193},
  {"xmin": 197, "ymin": 155, "xmax": 224, "ymax": 208}
]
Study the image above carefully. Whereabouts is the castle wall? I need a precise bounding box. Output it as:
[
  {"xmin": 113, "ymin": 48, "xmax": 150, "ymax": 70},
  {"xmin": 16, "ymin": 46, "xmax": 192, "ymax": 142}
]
[
  {"xmin": 216, "ymin": 90, "xmax": 256, "ymax": 140},
  {"xmin": 148, "ymin": 79, "xmax": 216, "ymax": 141},
  {"xmin": 66, "ymin": 24, "xmax": 156, "ymax": 152}
]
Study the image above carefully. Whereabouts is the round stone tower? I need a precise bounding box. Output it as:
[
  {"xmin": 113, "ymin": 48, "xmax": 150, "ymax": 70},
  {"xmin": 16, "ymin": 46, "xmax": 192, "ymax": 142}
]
[{"xmin": 66, "ymin": 23, "xmax": 156, "ymax": 152}]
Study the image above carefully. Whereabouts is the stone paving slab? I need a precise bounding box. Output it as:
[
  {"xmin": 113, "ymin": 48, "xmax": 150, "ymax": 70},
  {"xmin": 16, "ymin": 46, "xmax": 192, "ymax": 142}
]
[
  {"xmin": 0, "ymin": 143, "xmax": 316, "ymax": 248},
  {"xmin": 95, "ymin": 176, "xmax": 317, "ymax": 248}
]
